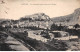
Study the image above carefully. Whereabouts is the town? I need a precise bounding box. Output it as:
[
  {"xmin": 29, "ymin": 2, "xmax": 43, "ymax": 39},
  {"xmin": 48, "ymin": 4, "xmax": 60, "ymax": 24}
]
[{"xmin": 0, "ymin": 8, "xmax": 80, "ymax": 51}]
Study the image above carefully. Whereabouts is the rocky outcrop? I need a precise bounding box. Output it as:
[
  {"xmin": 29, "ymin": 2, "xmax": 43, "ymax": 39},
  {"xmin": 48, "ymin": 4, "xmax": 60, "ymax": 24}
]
[{"xmin": 20, "ymin": 13, "xmax": 50, "ymax": 21}]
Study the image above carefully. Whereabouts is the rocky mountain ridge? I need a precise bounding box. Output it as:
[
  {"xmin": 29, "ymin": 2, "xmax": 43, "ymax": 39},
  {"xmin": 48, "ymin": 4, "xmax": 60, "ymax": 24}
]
[{"xmin": 51, "ymin": 8, "xmax": 80, "ymax": 25}]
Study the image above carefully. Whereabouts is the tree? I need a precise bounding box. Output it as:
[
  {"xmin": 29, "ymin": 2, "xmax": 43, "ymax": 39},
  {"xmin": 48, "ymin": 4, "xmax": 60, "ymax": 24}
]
[
  {"xmin": 74, "ymin": 24, "xmax": 80, "ymax": 28},
  {"xmin": 50, "ymin": 23, "xmax": 58, "ymax": 30},
  {"xmin": 58, "ymin": 25, "xmax": 63, "ymax": 31}
]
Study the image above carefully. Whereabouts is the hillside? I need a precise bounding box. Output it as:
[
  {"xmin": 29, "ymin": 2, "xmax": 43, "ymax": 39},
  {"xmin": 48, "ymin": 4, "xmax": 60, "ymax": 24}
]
[
  {"xmin": 16, "ymin": 13, "xmax": 52, "ymax": 29},
  {"xmin": 51, "ymin": 8, "xmax": 80, "ymax": 26},
  {"xmin": 18, "ymin": 8, "xmax": 80, "ymax": 28},
  {"xmin": 20, "ymin": 13, "xmax": 50, "ymax": 21}
]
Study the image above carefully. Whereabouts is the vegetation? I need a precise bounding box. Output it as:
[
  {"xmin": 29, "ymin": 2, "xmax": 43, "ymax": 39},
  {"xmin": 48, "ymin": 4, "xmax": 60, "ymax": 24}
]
[
  {"xmin": 47, "ymin": 39, "xmax": 69, "ymax": 51},
  {"xmin": 74, "ymin": 24, "xmax": 80, "ymax": 28},
  {"xmin": 50, "ymin": 23, "xmax": 64, "ymax": 31},
  {"xmin": 0, "ymin": 26, "xmax": 5, "ymax": 31},
  {"xmin": 0, "ymin": 31, "xmax": 12, "ymax": 51}
]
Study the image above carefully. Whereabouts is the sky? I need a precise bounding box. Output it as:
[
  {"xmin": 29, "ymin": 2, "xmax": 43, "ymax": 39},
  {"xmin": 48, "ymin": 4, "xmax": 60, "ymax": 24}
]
[{"xmin": 0, "ymin": 0, "xmax": 80, "ymax": 20}]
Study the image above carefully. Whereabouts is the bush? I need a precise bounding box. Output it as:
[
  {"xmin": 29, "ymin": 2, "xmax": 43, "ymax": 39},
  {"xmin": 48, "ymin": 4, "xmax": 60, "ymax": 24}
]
[{"xmin": 74, "ymin": 24, "xmax": 80, "ymax": 28}]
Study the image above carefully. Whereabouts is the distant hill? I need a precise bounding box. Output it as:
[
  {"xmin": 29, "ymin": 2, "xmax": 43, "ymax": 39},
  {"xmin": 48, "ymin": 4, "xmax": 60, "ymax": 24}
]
[
  {"xmin": 18, "ymin": 8, "xmax": 80, "ymax": 28},
  {"xmin": 20, "ymin": 13, "xmax": 50, "ymax": 21},
  {"xmin": 51, "ymin": 8, "xmax": 80, "ymax": 26},
  {"xmin": 16, "ymin": 13, "xmax": 52, "ymax": 29}
]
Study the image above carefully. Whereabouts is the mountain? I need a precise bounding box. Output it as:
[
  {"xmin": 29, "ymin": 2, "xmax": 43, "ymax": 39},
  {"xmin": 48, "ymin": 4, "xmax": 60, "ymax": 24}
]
[
  {"xmin": 14, "ymin": 13, "xmax": 52, "ymax": 29},
  {"xmin": 12, "ymin": 8, "xmax": 80, "ymax": 29},
  {"xmin": 20, "ymin": 13, "xmax": 50, "ymax": 21},
  {"xmin": 51, "ymin": 8, "xmax": 80, "ymax": 26}
]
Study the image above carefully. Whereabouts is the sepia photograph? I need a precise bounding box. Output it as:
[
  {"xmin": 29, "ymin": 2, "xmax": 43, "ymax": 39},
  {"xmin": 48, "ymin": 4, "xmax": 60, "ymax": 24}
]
[{"xmin": 0, "ymin": 0, "xmax": 80, "ymax": 51}]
